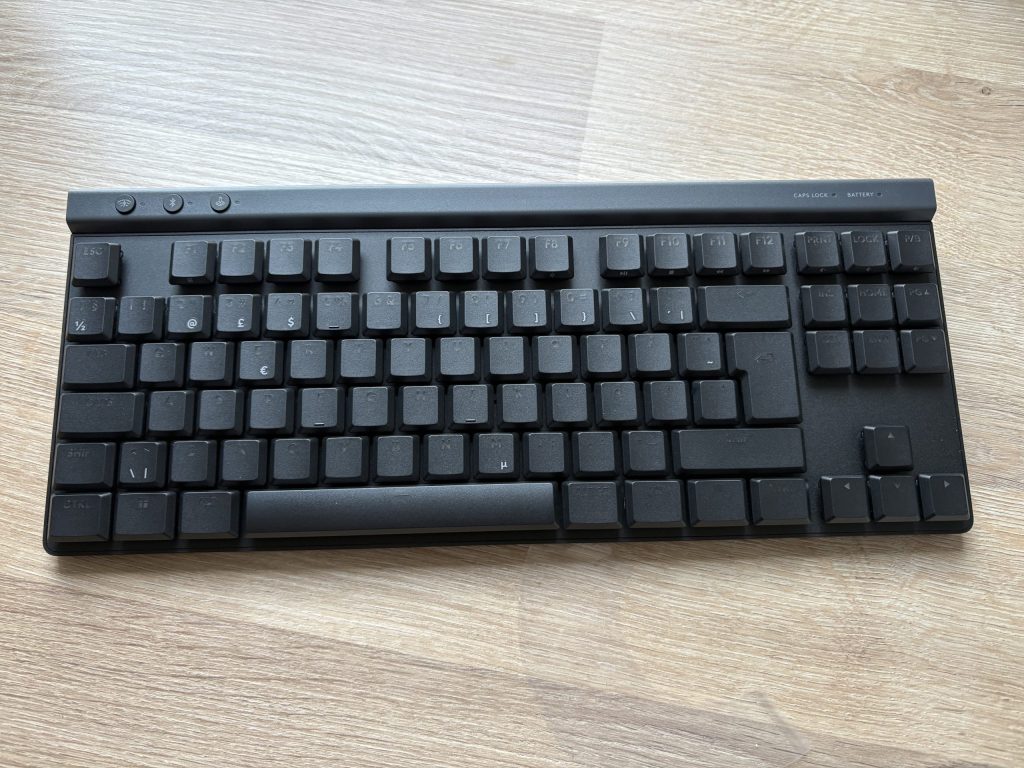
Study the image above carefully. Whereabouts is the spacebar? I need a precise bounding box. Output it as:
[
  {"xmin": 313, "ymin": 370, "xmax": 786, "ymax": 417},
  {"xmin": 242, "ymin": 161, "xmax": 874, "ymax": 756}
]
[{"xmin": 245, "ymin": 483, "xmax": 558, "ymax": 538}]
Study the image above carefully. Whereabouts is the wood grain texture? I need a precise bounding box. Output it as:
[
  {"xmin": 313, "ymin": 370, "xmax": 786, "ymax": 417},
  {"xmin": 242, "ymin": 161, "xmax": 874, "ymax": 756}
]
[{"xmin": 1, "ymin": 1, "xmax": 1022, "ymax": 766}]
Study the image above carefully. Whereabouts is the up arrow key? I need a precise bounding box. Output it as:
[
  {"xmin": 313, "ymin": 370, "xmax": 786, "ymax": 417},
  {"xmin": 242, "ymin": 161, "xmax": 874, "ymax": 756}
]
[
  {"xmin": 887, "ymin": 432, "xmax": 895, "ymax": 439},
  {"xmin": 863, "ymin": 425, "xmax": 913, "ymax": 471}
]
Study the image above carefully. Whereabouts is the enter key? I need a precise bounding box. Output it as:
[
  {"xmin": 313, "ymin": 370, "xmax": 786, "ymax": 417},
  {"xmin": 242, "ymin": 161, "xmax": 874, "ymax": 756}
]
[{"xmin": 726, "ymin": 332, "xmax": 801, "ymax": 424}]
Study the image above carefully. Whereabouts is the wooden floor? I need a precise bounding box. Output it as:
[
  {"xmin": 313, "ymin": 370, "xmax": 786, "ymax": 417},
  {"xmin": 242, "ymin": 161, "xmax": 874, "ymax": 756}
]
[{"xmin": 2, "ymin": 1, "xmax": 1022, "ymax": 766}]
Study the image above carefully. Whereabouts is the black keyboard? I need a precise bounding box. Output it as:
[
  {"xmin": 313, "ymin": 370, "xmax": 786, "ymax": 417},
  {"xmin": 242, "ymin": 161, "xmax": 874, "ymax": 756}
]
[{"xmin": 45, "ymin": 180, "xmax": 973, "ymax": 554}]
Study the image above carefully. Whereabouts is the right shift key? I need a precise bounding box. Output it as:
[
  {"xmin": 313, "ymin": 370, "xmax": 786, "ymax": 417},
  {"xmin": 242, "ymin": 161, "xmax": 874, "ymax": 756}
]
[
  {"xmin": 673, "ymin": 428, "xmax": 805, "ymax": 474},
  {"xmin": 726, "ymin": 333, "xmax": 801, "ymax": 423},
  {"xmin": 698, "ymin": 285, "xmax": 790, "ymax": 329}
]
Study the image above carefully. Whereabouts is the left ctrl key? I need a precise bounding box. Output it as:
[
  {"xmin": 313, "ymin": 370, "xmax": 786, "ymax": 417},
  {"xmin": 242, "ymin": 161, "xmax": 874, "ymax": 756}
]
[{"xmin": 48, "ymin": 493, "xmax": 112, "ymax": 542}]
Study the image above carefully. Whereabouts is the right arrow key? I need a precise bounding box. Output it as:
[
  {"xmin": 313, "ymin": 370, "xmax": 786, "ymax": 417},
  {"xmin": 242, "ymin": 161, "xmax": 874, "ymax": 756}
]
[{"xmin": 863, "ymin": 425, "xmax": 913, "ymax": 471}]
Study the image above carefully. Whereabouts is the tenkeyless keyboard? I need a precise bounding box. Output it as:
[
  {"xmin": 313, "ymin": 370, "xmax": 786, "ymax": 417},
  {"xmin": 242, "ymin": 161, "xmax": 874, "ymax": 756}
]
[{"xmin": 45, "ymin": 180, "xmax": 973, "ymax": 554}]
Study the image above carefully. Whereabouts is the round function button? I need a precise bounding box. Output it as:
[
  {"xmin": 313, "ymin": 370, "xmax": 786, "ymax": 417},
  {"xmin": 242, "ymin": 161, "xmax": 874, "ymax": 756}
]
[
  {"xmin": 114, "ymin": 195, "xmax": 136, "ymax": 214},
  {"xmin": 210, "ymin": 193, "xmax": 231, "ymax": 213},
  {"xmin": 163, "ymin": 194, "xmax": 184, "ymax": 213}
]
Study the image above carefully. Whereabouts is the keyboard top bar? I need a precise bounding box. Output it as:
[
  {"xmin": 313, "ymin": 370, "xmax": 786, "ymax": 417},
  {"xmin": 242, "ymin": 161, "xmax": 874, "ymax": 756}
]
[{"xmin": 67, "ymin": 179, "xmax": 936, "ymax": 234}]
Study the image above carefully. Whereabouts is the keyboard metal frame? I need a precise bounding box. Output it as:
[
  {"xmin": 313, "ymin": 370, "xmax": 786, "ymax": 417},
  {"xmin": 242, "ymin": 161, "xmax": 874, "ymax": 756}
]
[{"xmin": 47, "ymin": 180, "xmax": 973, "ymax": 554}]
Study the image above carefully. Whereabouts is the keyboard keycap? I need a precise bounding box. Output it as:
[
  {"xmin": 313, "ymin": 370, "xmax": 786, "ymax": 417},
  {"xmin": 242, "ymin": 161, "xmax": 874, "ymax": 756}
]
[
  {"xmin": 900, "ymin": 329, "xmax": 949, "ymax": 374},
  {"xmin": 364, "ymin": 292, "xmax": 407, "ymax": 336},
  {"xmin": 523, "ymin": 432, "xmax": 567, "ymax": 478},
  {"xmin": 138, "ymin": 342, "xmax": 186, "ymax": 387},
  {"xmin": 650, "ymin": 287, "xmax": 695, "ymax": 331},
  {"xmin": 315, "ymin": 293, "xmax": 358, "ymax": 337},
  {"xmin": 436, "ymin": 237, "xmax": 478, "ymax": 280},
  {"xmin": 388, "ymin": 338, "xmax": 431, "ymax": 382},
  {"xmin": 148, "ymin": 390, "xmax": 194, "ymax": 436},
  {"xmin": 265, "ymin": 293, "xmax": 310, "ymax": 337},
  {"xmin": 602, "ymin": 288, "xmax": 646, "ymax": 331},
  {"xmin": 919, "ymin": 474, "xmax": 970, "ymax": 521},
  {"xmin": 349, "ymin": 386, "xmax": 393, "ymax": 432},
  {"xmin": 600, "ymin": 234, "xmax": 643, "ymax": 277},
  {"xmin": 475, "ymin": 433, "xmax": 518, "ymax": 479},
  {"xmin": 863, "ymin": 425, "xmax": 913, "ymax": 471},
  {"xmin": 245, "ymin": 483, "xmax": 558, "ymax": 536},
  {"xmin": 647, "ymin": 233, "xmax": 691, "ymax": 276},
  {"xmin": 388, "ymin": 237, "xmax": 430, "ymax": 281},
  {"xmin": 413, "ymin": 291, "xmax": 454, "ymax": 335},
  {"xmin": 323, "ymin": 437, "xmax": 368, "ymax": 483},
  {"xmin": 499, "ymin": 383, "xmax": 542, "ymax": 429},
  {"xmin": 848, "ymin": 284, "xmax": 894, "ymax": 327},
  {"xmin": 272, "ymin": 438, "xmax": 317, "ymax": 485},
  {"xmin": 376, "ymin": 435, "xmax": 419, "ymax": 482},
  {"xmin": 486, "ymin": 336, "xmax": 528, "ymax": 381},
  {"xmin": 692, "ymin": 380, "xmax": 739, "ymax": 425},
  {"xmin": 563, "ymin": 482, "xmax": 621, "ymax": 529},
  {"xmin": 118, "ymin": 441, "xmax": 167, "ymax": 488},
  {"xmin": 170, "ymin": 241, "xmax": 216, "ymax": 285},
  {"xmin": 337, "ymin": 338, "xmax": 382, "ymax": 383},
  {"xmin": 805, "ymin": 331, "xmax": 853, "ymax": 374},
  {"xmin": 894, "ymin": 283, "xmax": 941, "ymax": 327},
  {"xmin": 548, "ymin": 383, "xmax": 590, "ymax": 427},
  {"xmin": 117, "ymin": 296, "xmax": 165, "ymax": 340},
  {"xmin": 461, "ymin": 291, "xmax": 503, "ymax": 334},
  {"xmin": 62, "ymin": 344, "xmax": 135, "ymax": 390},
  {"xmin": 673, "ymin": 428, "xmax": 805, "ymax": 474},
  {"xmin": 449, "ymin": 384, "xmax": 492, "ymax": 430},
  {"xmin": 643, "ymin": 380, "xmax": 689, "ymax": 426},
  {"xmin": 196, "ymin": 389, "xmax": 244, "ymax": 435},
  {"xmin": 72, "ymin": 242, "xmax": 120, "ymax": 287},
  {"xmin": 315, "ymin": 238, "xmax": 359, "ymax": 282},
  {"xmin": 822, "ymin": 476, "xmax": 871, "ymax": 523},
  {"xmin": 869, "ymin": 475, "xmax": 920, "ymax": 522},
  {"xmin": 170, "ymin": 440, "xmax": 217, "ymax": 487},
  {"xmin": 219, "ymin": 239, "xmax": 264, "ymax": 283},
  {"xmin": 113, "ymin": 492, "xmax": 176, "ymax": 540},
  {"xmin": 626, "ymin": 480, "xmax": 684, "ymax": 528},
  {"xmin": 888, "ymin": 230, "xmax": 935, "ymax": 273},
  {"xmin": 188, "ymin": 341, "xmax": 234, "ymax": 386},
  {"xmin": 53, "ymin": 442, "xmax": 116, "ymax": 490},
  {"xmin": 215, "ymin": 294, "xmax": 261, "ymax": 338},
  {"xmin": 289, "ymin": 340, "xmax": 332, "ymax": 384},
  {"xmin": 573, "ymin": 431, "xmax": 618, "ymax": 477},
  {"xmin": 533, "ymin": 336, "xmax": 576, "ymax": 380},
  {"xmin": 238, "ymin": 340, "xmax": 284, "ymax": 386},
  {"xmin": 509, "ymin": 290, "xmax": 551, "ymax": 333},
  {"xmin": 750, "ymin": 478, "xmax": 809, "ymax": 525},
  {"xmin": 698, "ymin": 285, "xmax": 790, "ymax": 329},
  {"xmin": 400, "ymin": 385, "xmax": 442, "ymax": 431},
  {"xmin": 425, "ymin": 434, "xmax": 469, "ymax": 481},
  {"xmin": 622, "ymin": 431, "xmax": 668, "ymax": 476},
  {"xmin": 796, "ymin": 231, "xmax": 841, "ymax": 274},
  {"xmin": 853, "ymin": 330, "xmax": 901, "ymax": 374},
  {"xmin": 67, "ymin": 296, "xmax": 115, "ymax": 341},
  {"xmin": 221, "ymin": 439, "xmax": 267, "ymax": 486},
  {"xmin": 841, "ymin": 231, "xmax": 887, "ymax": 273},
  {"xmin": 484, "ymin": 236, "xmax": 525, "ymax": 279},
  {"xmin": 726, "ymin": 332, "xmax": 801, "ymax": 424},
  {"xmin": 268, "ymin": 238, "xmax": 312, "ymax": 282},
  {"xmin": 595, "ymin": 381, "xmax": 639, "ymax": 426},
  {"xmin": 628, "ymin": 333, "xmax": 674, "ymax": 379},
  {"xmin": 48, "ymin": 493, "xmax": 112, "ymax": 542},
  {"xmin": 800, "ymin": 285, "xmax": 847, "ymax": 328},
  {"xmin": 553, "ymin": 287, "xmax": 599, "ymax": 333},
  {"xmin": 299, "ymin": 387, "xmax": 343, "ymax": 433},
  {"xmin": 58, "ymin": 392, "xmax": 144, "ymax": 438},
  {"xmin": 582, "ymin": 334, "xmax": 624, "ymax": 379},
  {"xmin": 437, "ymin": 337, "xmax": 480, "ymax": 381},
  {"xmin": 166, "ymin": 295, "xmax": 213, "ymax": 340},
  {"xmin": 530, "ymin": 235, "xmax": 572, "ymax": 278},
  {"xmin": 695, "ymin": 233, "xmax": 738, "ymax": 276},
  {"xmin": 678, "ymin": 332, "xmax": 723, "ymax": 377},
  {"xmin": 741, "ymin": 232, "xmax": 785, "ymax": 275},
  {"xmin": 248, "ymin": 388, "xmax": 294, "ymax": 434},
  {"xmin": 179, "ymin": 490, "xmax": 240, "ymax": 539},
  {"xmin": 687, "ymin": 479, "xmax": 747, "ymax": 526}
]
